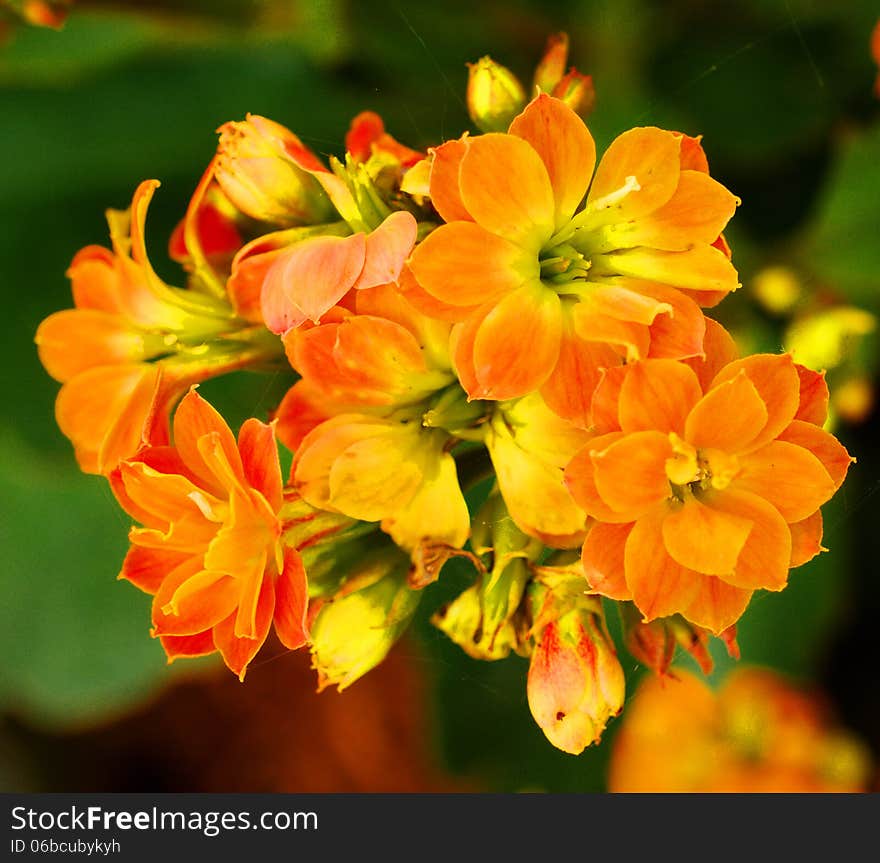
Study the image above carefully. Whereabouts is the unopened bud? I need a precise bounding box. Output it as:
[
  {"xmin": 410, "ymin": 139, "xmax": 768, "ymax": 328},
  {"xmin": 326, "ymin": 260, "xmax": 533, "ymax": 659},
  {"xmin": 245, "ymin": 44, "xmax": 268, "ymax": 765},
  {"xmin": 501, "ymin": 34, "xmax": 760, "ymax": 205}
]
[
  {"xmin": 552, "ymin": 70, "xmax": 596, "ymax": 119},
  {"xmin": 309, "ymin": 550, "xmax": 420, "ymax": 691},
  {"xmin": 527, "ymin": 585, "xmax": 625, "ymax": 754},
  {"xmin": 215, "ymin": 114, "xmax": 336, "ymax": 226},
  {"xmin": 534, "ymin": 32, "xmax": 569, "ymax": 94},
  {"xmin": 466, "ymin": 56, "xmax": 527, "ymax": 133}
]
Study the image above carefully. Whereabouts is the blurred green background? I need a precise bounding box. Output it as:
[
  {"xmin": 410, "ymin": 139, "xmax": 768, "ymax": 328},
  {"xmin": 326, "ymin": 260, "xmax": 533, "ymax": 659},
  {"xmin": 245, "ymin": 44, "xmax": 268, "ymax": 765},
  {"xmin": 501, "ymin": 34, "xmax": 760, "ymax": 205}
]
[{"xmin": 1, "ymin": 0, "xmax": 879, "ymax": 792}]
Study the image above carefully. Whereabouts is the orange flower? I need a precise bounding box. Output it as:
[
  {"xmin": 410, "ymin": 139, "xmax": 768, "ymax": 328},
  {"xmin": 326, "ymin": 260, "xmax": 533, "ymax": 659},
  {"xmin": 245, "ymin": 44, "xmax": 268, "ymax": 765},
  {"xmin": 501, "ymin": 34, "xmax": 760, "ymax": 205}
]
[
  {"xmin": 564, "ymin": 347, "xmax": 852, "ymax": 633},
  {"xmin": 609, "ymin": 668, "xmax": 871, "ymax": 792},
  {"xmin": 277, "ymin": 286, "xmax": 470, "ymax": 552},
  {"xmin": 409, "ymin": 93, "xmax": 738, "ymax": 425},
  {"xmin": 873, "ymin": 20, "xmax": 880, "ymax": 98},
  {"xmin": 112, "ymin": 389, "xmax": 311, "ymax": 679},
  {"xmin": 35, "ymin": 180, "xmax": 271, "ymax": 475}
]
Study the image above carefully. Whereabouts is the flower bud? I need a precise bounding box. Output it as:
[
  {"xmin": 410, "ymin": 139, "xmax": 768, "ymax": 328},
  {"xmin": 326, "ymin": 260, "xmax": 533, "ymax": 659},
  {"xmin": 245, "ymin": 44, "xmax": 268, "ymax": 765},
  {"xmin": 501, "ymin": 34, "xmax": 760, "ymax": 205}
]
[
  {"xmin": 552, "ymin": 70, "xmax": 596, "ymax": 119},
  {"xmin": 215, "ymin": 114, "xmax": 336, "ymax": 226},
  {"xmin": 533, "ymin": 32, "xmax": 569, "ymax": 94},
  {"xmin": 466, "ymin": 56, "xmax": 527, "ymax": 133},
  {"xmin": 527, "ymin": 585, "xmax": 625, "ymax": 754},
  {"xmin": 309, "ymin": 549, "xmax": 420, "ymax": 691}
]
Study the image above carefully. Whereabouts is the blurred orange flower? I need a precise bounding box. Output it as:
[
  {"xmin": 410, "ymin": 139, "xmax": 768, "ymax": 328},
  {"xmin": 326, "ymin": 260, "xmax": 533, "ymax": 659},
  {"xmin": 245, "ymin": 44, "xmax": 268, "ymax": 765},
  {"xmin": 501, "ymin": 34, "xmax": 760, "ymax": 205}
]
[
  {"xmin": 565, "ymin": 346, "xmax": 852, "ymax": 633},
  {"xmin": 112, "ymin": 389, "xmax": 309, "ymax": 680},
  {"xmin": 609, "ymin": 668, "xmax": 870, "ymax": 792}
]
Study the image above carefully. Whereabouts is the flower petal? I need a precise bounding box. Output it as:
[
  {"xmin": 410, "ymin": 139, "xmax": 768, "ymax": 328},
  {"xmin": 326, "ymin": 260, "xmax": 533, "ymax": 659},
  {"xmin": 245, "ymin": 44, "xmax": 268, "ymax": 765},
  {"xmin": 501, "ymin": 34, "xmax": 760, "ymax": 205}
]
[
  {"xmin": 409, "ymin": 220, "xmax": 534, "ymax": 306},
  {"xmin": 624, "ymin": 509, "xmax": 702, "ymax": 621},
  {"xmin": 662, "ymin": 494, "xmax": 753, "ymax": 575},
  {"xmin": 428, "ymin": 138, "xmax": 472, "ymax": 223},
  {"xmin": 793, "ymin": 365, "xmax": 829, "ymax": 425},
  {"xmin": 789, "ymin": 510, "xmax": 825, "ymax": 567},
  {"xmin": 592, "ymin": 431, "xmax": 673, "ymax": 516},
  {"xmin": 596, "ymin": 244, "xmax": 739, "ymax": 295},
  {"xmin": 213, "ymin": 576, "xmax": 275, "ymax": 680},
  {"xmin": 458, "ymin": 133, "xmax": 555, "ymax": 247},
  {"xmin": 159, "ymin": 630, "xmax": 216, "ymax": 663},
  {"xmin": 262, "ymin": 233, "xmax": 366, "ymax": 333},
  {"xmin": 352, "ymin": 211, "xmax": 418, "ymax": 290},
  {"xmin": 587, "ymin": 127, "xmax": 681, "ymax": 220},
  {"xmin": 273, "ymin": 548, "xmax": 309, "ymax": 650},
  {"xmin": 618, "ymin": 359, "xmax": 702, "ymax": 434},
  {"xmin": 680, "ymin": 577, "xmax": 752, "ymax": 635},
  {"xmin": 564, "ymin": 432, "xmax": 634, "ymax": 523},
  {"xmin": 684, "ymin": 317, "xmax": 739, "ymax": 389},
  {"xmin": 118, "ymin": 546, "xmax": 188, "ymax": 595},
  {"xmin": 703, "ymin": 489, "xmax": 791, "ymax": 591},
  {"xmin": 151, "ymin": 562, "xmax": 239, "ymax": 637},
  {"xmin": 508, "ymin": 93, "xmax": 596, "ymax": 228},
  {"xmin": 685, "ymin": 372, "xmax": 768, "ymax": 453},
  {"xmin": 777, "ymin": 420, "xmax": 852, "ymax": 489},
  {"xmin": 471, "ymin": 282, "xmax": 562, "ymax": 400},
  {"xmin": 581, "ymin": 522, "xmax": 634, "ymax": 600},
  {"xmin": 589, "ymin": 365, "xmax": 628, "ymax": 433},
  {"xmin": 710, "ymin": 354, "xmax": 800, "ymax": 453},
  {"xmin": 736, "ymin": 441, "xmax": 837, "ymax": 522},
  {"xmin": 604, "ymin": 169, "xmax": 738, "ymax": 251},
  {"xmin": 540, "ymin": 324, "xmax": 617, "ymax": 429},
  {"xmin": 572, "ymin": 305, "xmax": 651, "ymax": 362}
]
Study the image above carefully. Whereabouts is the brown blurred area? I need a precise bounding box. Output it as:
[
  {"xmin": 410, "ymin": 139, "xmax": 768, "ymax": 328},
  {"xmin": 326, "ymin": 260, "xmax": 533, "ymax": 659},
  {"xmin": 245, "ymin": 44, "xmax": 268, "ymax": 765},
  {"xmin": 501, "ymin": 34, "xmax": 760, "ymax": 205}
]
[{"xmin": 2, "ymin": 639, "xmax": 466, "ymax": 792}]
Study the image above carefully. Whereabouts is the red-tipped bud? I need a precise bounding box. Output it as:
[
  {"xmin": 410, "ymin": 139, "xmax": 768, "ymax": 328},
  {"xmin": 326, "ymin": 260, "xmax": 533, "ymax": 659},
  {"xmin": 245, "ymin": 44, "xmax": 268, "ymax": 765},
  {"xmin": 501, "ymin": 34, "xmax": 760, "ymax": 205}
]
[
  {"xmin": 552, "ymin": 69, "xmax": 596, "ymax": 118},
  {"xmin": 527, "ymin": 589, "xmax": 625, "ymax": 754},
  {"xmin": 466, "ymin": 56, "xmax": 527, "ymax": 133}
]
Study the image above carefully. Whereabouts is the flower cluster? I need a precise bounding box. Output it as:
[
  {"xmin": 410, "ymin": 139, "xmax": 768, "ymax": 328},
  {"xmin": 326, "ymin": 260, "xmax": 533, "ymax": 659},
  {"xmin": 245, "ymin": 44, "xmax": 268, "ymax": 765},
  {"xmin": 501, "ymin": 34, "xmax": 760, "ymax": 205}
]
[{"xmin": 37, "ymin": 34, "xmax": 853, "ymax": 754}]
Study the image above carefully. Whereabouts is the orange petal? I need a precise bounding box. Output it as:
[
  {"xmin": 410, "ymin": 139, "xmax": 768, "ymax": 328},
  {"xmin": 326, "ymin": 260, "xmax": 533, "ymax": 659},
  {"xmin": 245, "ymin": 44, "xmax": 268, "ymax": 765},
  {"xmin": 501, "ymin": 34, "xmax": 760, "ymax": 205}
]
[
  {"xmin": 572, "ymin": 307, "xmax": 650, "ymax": 362},
  {"xmin": 684, "ymin": 317, "xmax": 739, "ymax": 390},
  {"xmin": 736, "ymin": 441, "xmax": 837, "ymax": 522},
  {"xmin": 151, "ymin": 563, "xmax": 239, "ymax": 637},
  {"xmin": 589, "ymin": 365, "xmax": 628, "ymax": 433},
  {"xmin": 540, "ymin": 324, "xmax": 617, "ymax": 429},
  {"xmin": 55, "ymin": 364, "xmax": 159, "ymax": 476},
  {"xmin": 710, "ymin": 354, "xmax": 800, "ymax": 453},
  {"xmin": 675, "ymin": 132, "xmax": 710, "ymax": 172},
  {"xmin": 618, "ymin": 359, "xmax": 702, "ymax": 434},
  {"xmin": 624, "ymin": 509, "xmax": 702, "ymax": 621},
  {"xmin": 596, "ymin": 244, "xmax": 739, "ymax": 295},
  {"xmin": 471, "ymin": 282, "xmax": 562, "ymax": 400},
  {"xmin": 427, "ymin": 138, "xmax": 472, "ymax": 223},
  {"xmin": 273, "ymin": 548, "xmax": 309, "ymax": 650},
  {"xmin": 606, "ymin": 170, "xmax": 738, "ymax": 251},
  {"xmin": 458, "ymin": 133, "xmax": 555, "ymax": 247},
  {"xmin": 581, "ymin": 522, "xmax": 634, "ymax": 600},
  {"xmin": 581, "ymin": 282, "xmax": 672, "ymax": 325},
  {"xmin": 637, "ymin": 281, "xmax": 706, "ymax": 361},
  {"xmin": 564, "ymin": 432, "xmax": 635, "ymax": 523},
  {"xmin": 238, "ymin": 418, "xmax": 283, "ymax": 513},
  {"xmin": 680, "ymin": 576, "xmax": 752, "ymax": 635},
  {"xmin": 793, "ymin": 365, "xmax": 829, "ymax": 425},
  {"xmin": 588, "ymin": 127, "xmax": 681, "ymax": 220},
  {"xmin": 272, "ymin": 380, "xmax": 331, "ymax": 456},
  {"xmin": 67, "ymin": 245, "xmax": 122, "ymax": 313},
  {"xmin": 397, "ymin": 263, "xmax": 476, "ymax": 322},
  {"xmin": 352, "ymin": 211, "xmax": 417, "ymax": 290},
  {"xmin": 36, "ymin": 310, "xmax": 149, "ymax": 382},
  {"xmin": 592, "ymin": 431, "xmax": 673, "ymax": 516},
  {"xmin": 449, "ymin": 312, "xmax": 485, "ymax": 398},
  {"xmin": 789, "ymin": 510, "xmax": 825, "ymax": 567},
  {"xmin": 685, "ymin": 371, "xmax": 768, "ymax": 453},
  {"xmin": 409, "ymin": 220, "xmax": 535, "ymax": 306},
  {"xmin": 213, "ymin": 576, "xmax": 275, "ymax": 680},
  {"xmin": 228, "ymin": 228, "xmax": 302, "ymax": 324},
  {"xmin": 159, "ymin": 630, "xmax": 216, "ymax": 663},
  {"xmin": 173, "ymin": 388, "xmax": 244, "ymax": 496},
  {"xmin": 119, "ymin": 546, "xmax": 188, "ymax": 595},
  {"xmin": 508, "ymin": 93, "xmax": 596, "ymax": 227},
  {"xmin": 704, "ymin": 489, "xmax": 791, "ymax": 591},
  {"xmin": 262, "ymin": 233, "xmax": 366, "ymax": 333},
  {"xmin": 777, "ymin": 420, "xmax": 852, "ymax": 489},
  {"xmin": 662, "ymin": 494, "xmax": 752, "ymax": 575}
]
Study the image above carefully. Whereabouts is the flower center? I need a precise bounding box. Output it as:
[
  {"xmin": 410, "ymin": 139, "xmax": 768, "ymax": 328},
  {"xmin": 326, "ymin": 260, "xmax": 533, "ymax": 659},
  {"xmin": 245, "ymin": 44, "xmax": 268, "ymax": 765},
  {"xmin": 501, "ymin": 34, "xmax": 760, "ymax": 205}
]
[{"xmin": 665, "ymin": 433, "xmax": 740, "ymax": 498}]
